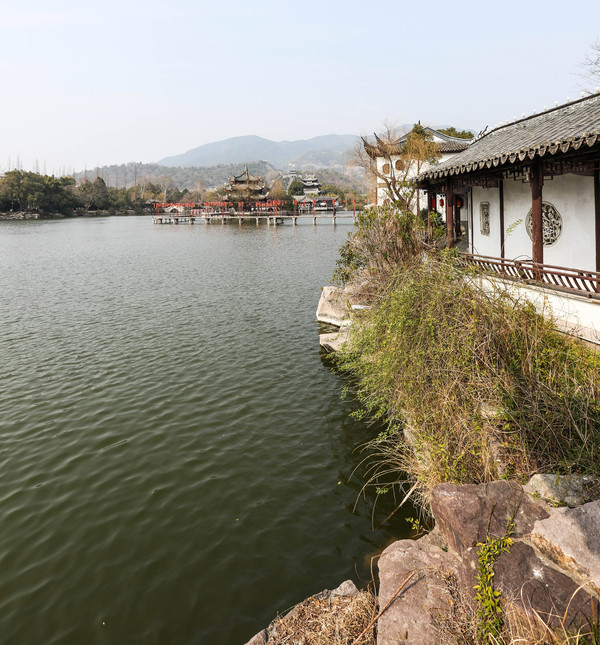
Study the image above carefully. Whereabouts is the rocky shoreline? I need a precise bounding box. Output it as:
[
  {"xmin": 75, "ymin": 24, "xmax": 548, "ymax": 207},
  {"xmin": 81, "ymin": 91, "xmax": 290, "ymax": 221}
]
[
  {"xmin": 0, "ymin": 211, "xmax": 53, "ymax": 220},
  {"xmin": 241, "ymin": 288, "xmax": 600, "ymax": 644},
  {"xmin": 245, "ymin": 476, "xmax": 600, "ymax": 644}
]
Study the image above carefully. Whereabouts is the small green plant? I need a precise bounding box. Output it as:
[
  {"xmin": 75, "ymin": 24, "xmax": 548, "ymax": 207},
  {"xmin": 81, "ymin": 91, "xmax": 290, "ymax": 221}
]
[
  {"xmin": 505, "ymin": 218, "xmax": 523, "ymax": 237},
  {"xmin": 405, "ymin": 516, "xmax": 423, "ymax": 532},
  {"xmin": 474, "ymin": 523, "xmax": 514, "ymax": 643}
]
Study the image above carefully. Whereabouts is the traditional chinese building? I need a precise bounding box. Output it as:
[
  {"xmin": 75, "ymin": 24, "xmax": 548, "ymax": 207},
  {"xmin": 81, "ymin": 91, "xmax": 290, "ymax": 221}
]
[
  {"xmin": 363, "ymin": 127, "xmax": 472, "ymax": 208},
  {"xmin": 301, "ymin": 175, "xmax": 321, "ymax": 195},
  {"xmin": 225, "ymin": 166, "xmax": 268, "ymax": 202},
  {"xmin": 418, "ymin": 92, "xmax": 600, "ymax": 342},
  {"xmin": 293, "ymin": 194, "xmax": 338, "ymax": 212}
]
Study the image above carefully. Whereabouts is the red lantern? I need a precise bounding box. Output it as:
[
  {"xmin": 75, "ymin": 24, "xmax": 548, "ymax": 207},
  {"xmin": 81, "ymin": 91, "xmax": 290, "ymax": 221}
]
[{"xmin": 440, "ymin": 198, "xmax": 444, "ymax": 207}]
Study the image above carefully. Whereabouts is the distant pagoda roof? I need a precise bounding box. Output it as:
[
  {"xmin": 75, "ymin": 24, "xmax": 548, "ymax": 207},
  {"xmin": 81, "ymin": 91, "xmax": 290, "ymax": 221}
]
[
  {"xmin": 231, "ymin": 166, "xmax": 265, "ymax": 185},
  {"xmin": 226, "ymin": 166, "xmax": 268, "ymax": 200},
  {"xmin": 302, "ymin": 175, "xmax": 321, "ymax": 186}
]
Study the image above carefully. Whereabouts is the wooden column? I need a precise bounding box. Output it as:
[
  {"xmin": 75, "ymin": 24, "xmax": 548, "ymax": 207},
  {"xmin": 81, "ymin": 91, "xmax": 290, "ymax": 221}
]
[
  {"xmin": 499, "ymin": 179, "xmax": 505, "ymax": 259},
  {"xmin": 424, "ymin": 189, "xmax": 431, "ymax": 240},
  {"xmin": 446, "ymin": 184, "xmax": 454, "ymax": 248},
  {"xmin": 530, "ymin": 159, "xmax": 544, "ymax": 265},
  {"xmin": 595, "ymin": 162, "xmax": 600, "ymax": 274}
]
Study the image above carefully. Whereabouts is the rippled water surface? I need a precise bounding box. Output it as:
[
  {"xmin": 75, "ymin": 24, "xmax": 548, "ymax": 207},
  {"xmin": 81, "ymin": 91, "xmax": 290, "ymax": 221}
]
[{"xmin": 0, "ymin": 217, "xmax": 412, "ymax": 645}]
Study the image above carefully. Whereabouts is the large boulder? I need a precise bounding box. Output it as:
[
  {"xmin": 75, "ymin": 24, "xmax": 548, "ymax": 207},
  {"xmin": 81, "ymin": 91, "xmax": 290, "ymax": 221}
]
[
  {"xmin": 377, "ymin": 539, "xmax": 460, "ymax": 645},
  {"xmin": 316, "ymin": 286, "xmax": 350, "ymax": 326},
  {"xmin": 526, "ymin": 474, "xmax": 600, "ymax": 507},
  {"xmin": 431, "ymin": 481, "xmax": 549, "ymax": 556},
  {"xmin": 532, "ymin": 500, "xmax": 600, "ymax": 596}
]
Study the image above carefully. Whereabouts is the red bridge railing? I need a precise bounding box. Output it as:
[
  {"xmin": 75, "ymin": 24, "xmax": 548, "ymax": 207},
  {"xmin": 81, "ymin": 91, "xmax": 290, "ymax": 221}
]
[{"xmin": 456, "ymin": 253, "xmax": 600, "ymax": 298}]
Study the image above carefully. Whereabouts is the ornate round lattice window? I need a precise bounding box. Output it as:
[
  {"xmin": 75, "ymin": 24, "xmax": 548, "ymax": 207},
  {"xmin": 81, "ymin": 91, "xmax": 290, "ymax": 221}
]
[
  {"xmin": 382, "ymin": 163, "xmax": 390, "ymax": 175},
  {"xmin": 395, "ymin": 159, "xmax": 403, "ymax": 171},
  {"xmin": 525, "ymin": 202, "xmax": 563, "ymax": 247}
]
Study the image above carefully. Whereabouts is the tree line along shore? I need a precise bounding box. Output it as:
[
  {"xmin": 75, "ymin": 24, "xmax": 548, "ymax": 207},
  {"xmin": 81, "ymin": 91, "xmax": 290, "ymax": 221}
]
[{"xmin": 0, "ymin": 168, "xmax": 367, "ymax": 219}]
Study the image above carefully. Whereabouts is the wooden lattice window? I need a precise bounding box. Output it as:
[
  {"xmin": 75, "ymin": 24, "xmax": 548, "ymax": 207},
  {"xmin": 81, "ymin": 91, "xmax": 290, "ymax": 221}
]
[{"xmin": 525, "ymin": 202, "xmax": 563, "ymax": 246}]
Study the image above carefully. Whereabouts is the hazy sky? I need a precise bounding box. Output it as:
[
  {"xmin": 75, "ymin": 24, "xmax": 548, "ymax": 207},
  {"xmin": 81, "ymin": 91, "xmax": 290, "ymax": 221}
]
[{"xmin": 1, "ymin": 0, "xmax": 599, "ymax": 173}]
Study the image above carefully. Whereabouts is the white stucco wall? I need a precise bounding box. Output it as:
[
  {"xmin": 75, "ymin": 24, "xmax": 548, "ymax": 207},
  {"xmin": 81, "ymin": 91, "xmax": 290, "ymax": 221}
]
[
  {"xmin": 376, "ymin": 151, "xmax": 464, "ymax": 212},
  {"xmin": 472, "ymin": 173, "xmax": 597, "ymax": 271},
  {"xmin": 476, "ymin": 275, "xmax": 600, "ymax": 345},
  {"xmin": 471, "ymin": 186, "xmax": 502, "ymax": 257},
  {"xmin": 542, "ymin": 174, "xmax": 595, "ymax": 272},
  {"xmin": 502, "ymin": 178, "xmax": 532, "ymax": 260}
]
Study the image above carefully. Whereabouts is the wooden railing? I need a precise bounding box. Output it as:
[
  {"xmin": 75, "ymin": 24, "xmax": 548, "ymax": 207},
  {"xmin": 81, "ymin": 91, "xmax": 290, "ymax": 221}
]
[{"xmin": 456, "ymin": 253, "xmax": 600, "ymax": 298}]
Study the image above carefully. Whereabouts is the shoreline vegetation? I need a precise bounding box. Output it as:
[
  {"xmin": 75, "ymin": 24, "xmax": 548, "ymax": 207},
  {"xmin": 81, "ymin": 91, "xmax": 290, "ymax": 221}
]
[
  {"xmin": 0, "ymin": 168, "xmax": 366, "ymax": 220},
  {"xmin": 331, "ymin": 207, "xmax": 600, "ymax": 510}
]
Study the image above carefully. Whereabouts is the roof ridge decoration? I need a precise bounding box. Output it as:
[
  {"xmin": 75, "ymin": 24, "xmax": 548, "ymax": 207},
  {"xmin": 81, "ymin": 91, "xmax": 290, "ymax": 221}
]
[{"xmin": 419, "ymin": 91, "xmax": 600, "ymax": 182}]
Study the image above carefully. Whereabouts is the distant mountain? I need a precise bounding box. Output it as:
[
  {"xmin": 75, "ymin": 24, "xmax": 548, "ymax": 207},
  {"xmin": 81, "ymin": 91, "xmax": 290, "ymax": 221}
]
[{"xmin": 157, "ymin": 134, "xmax": 359, "ymax": 169}]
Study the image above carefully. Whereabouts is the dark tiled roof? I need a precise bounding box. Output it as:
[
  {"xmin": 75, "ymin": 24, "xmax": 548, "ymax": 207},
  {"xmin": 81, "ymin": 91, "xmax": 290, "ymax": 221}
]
[
  {"xmin": 437, "ymin": 140, "xmax": 472, "ymax": 153},
  {"xmin": 363, "ymin": 127, "xmax": 471, "ymax": 158},
  {"xmin": 420, "ymin": 92, "xmax": 600, "ymax": 181}
]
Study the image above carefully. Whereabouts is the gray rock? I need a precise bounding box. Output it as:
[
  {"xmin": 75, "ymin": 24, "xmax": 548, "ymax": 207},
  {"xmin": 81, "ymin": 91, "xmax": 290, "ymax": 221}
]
[
  {"xmin": 319, "ymin": 329, "xmax": 350, "ymax": 353},
  {"xmin": 417, "ymin": 525, "xmax": 449, "ymax": 551},
  {"xmin": 526, "ymin": 473, "xmax": 600, "ymax": 507},
  {"xmin": 532, "ymin": 499, "xmax": 600, "ymax": 595},
  {"xmin": 316, "ymin": 286, "xmax": 350, "ymax": 326},
  {"xmin": 329, "ymin": 579, "xmax": 359, "ymax": 597},
  {"xmin": 460, "ymin": 540, "xmax": 599, "ymax": 630},
  {"xmin": 431, "ymin": 481, "xmax": 549, "ymax": 556},
  {"xmin": 244, "ymin": 628, "xmax": 268, "ymax": 645},
  {"xmin": 377, "ymin": 539, "xmax": 460, "ymax": 645}
]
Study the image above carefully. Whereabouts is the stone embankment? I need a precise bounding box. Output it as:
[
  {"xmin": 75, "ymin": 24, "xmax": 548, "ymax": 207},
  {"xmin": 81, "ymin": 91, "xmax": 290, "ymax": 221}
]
[
  {"xmin": 378, "ymin": 478, "xmax": 600, "ymax": 644},
  {"xmin": 316, "ymin": 285, "xmax": 367, "ymax": 353},
  {"xmin": 0, "ymin": 211, "xmax": 47, "ymax": 220}
]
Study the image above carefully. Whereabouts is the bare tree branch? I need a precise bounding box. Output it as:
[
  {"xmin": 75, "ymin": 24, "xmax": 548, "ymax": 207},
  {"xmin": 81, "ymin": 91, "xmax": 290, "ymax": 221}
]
[
  {"xmin": 581, "ymin": 39, "xmax": 600, "ymax": 87},
  {"xmin": 352, "ymin": 123, "xmax": 439, "ymax": 211}
]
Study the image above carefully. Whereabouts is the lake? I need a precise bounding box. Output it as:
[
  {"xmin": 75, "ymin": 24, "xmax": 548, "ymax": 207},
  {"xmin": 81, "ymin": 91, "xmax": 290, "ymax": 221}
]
[{"xmin": 0, "ymin": 216, "xmax": 412, "ymax": 645}]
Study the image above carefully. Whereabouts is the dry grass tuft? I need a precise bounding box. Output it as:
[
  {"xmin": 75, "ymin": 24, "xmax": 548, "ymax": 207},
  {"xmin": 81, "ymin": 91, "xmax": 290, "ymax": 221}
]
[
  {"xmin": 431, "ymin": 575, "xmax": 600, "ymax": 645},
  {"xmin": 267, "ymin": 590, "xmax": 376, "ymax": 645}
]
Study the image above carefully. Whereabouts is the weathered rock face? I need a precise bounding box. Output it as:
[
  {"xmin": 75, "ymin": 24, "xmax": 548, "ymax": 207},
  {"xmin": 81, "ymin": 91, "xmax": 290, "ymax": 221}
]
[
  {"xmin": 377, "ymin": 540, "xmax": 460, "ymax": 645},
  {"xmin": 379, "ymin": 480, "xmax": 599, "ymax": 644},
  {"xmin": 532, "ymin": 500, "xmax": 600, "ymax": 595},
  {"xmin": 319, "ymin": 327, "xmax": 350, "ymax": 353},
  {"xmin": 527, "ymin": 473, "xmax": 600, "ymax": 507},
  {"xmin": 316, "ymin": 286, "xmax": 350, "ymax": 327},
  {"xmin": 430, "ymin": 481, "xmax": 549, "ymax": 556},
  {"xmin": 460, "ymin": 540, "xmax": 598, "ymax": 630}
]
